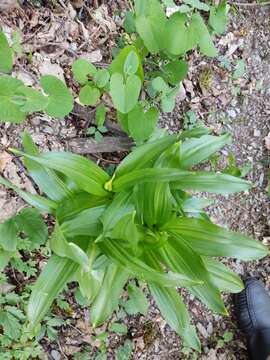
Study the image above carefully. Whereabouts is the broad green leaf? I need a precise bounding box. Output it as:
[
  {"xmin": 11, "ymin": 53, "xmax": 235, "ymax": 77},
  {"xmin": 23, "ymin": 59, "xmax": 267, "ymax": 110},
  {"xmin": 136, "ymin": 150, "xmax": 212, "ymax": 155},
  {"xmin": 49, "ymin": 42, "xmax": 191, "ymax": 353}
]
[
  {"xmin": 128, "ymin": 104, "xmax": 158, "ymax": 142},
  {"xmin": 95, "ymin": 104, "xmax": 107, "ymax": 126},
  {"xmin": 15, "ymin": 86, "xmax": 48, "ymax": 113},
  {"xmin": 79, "ymin": 84, "xmax": 100, "ymax": 106},
  {"xmin": 178, "ymin": 126, "xmax": 211, "ymax": 140},
  {"xmin": 124, "ymin": 11, "xmax": 136, "ymax": 33},
  {"xmin": 191, "ymin": 13, "xmax": 218, "ymax": 57},
  {"xmin": 112, "ymin": 168, "xmax": 251, "ymax": 194},
  {"xmin": 0, "ymin": 311, "xmax": 20, "ymax": 340},
  {"xmin": 151, "ymin": 76, "xmax": 168, "ymax": 92},
  {"xmin": 165, "ymin": 13, "xmax": 196, "ymax": 55},
  {"xmin": 117, "ymin": 111, "xmax": 129, "ymax": 133},
  {"xmin": 183, "ymin": 0, "xmax": 210, "ymax": 11},
  {"xmin": 149, "ymin": 284, "xmax": 200, "ymax": 351},
  {"xmin": 233, "ymin": 59, "xmax": 246, "ymax": 79},
  {"xmin": 203, "ymin": 257, "xmax": 244, "ymax": 293},
  {"xmin": 56, "ymin": 192, "xmax": 109, "ymax": 223},
  {"xmin": 72, "ymin": 58, "xmax": 97, "ymax": 85},
  {"xmin": 102, "ymin": 192, "xmax": 134, "ymax": 232},
  {"xmin": 0, "ymin": 175, "xmax": 57, "ymax": 214},
  {"xmin": 10, "ymin": 149, "xmax": 110, "ymax": 197},
  {"xmin": 115, "ymin": 135, "xmax": 177, "ymax": 177},
  {"xmin": 134, "ymin": 0, "xmax": 167, "ymax": 54},
  {"xmin": 116, "ymin": 339, "xmax": 134, "ymax": 360},
  {"xmin": 22, "ymin": 132, "xmax": 72, "ymax": 202},
  {"xmin": 181, "ymin": 196, "xmax": 213, "ymax": 213},
  {"xmin": 28, "ymin": 255, "xmax": 78, "ymax": 330},
  {"xmin": 77, "ymin": 265, "xmax": 104, "ymax": 302},
  {"xmin": 109, "ymin": 322, "xmax": 128, "ymax": 334},
  {"xmin": 134, "ymin": 182, "xmax": 172, "ymax": 227},
  {"xmin": 0, "ymin": 250, "xmax": 13, "ymax": 270},
  {"xmin": 14, "ymin": 207, "xmax": 48, "ymax": 248},
  {"xmin": 49, "ymin": 223, "xmax": 89, "ymax": 270},
  {"xmin": 109, "ymin": 45, "xmax": 144, "ymax": 81},
  {"xmin": 123, "ymin": 284, "xmax": 149, "ymax": 315},
  {"xmin": 40, "ymin": 75, "xmax": 74, "ymax": 118},
  {"xmin": 61, "ymin": 205, "xmax": 105, "ymax": 238},
  {"xmin": 98, "ymin": 238, "xmax": 200, "ymax": 287},
  {"xmin": 110, "ymin": 73, "xmax": 141, "ymax": 114},
  {"xmin": 164, "ymin": 217, "xmax": 269, "ymax": 260},
  {"xmin": 209, "ymin": 1, "xmax": 229, "ymax": 35},
  {"xmin": 162, "ymin": 60, "xmax": 188, "ymax": 85},
  {"xmin": 0, "ymin": 32, "xmax": 13, "ymax": 73},
  {"xmin": 0, "ymin": 218, "xmax": 17, "ymax": 252},
  {"xmin": 123, "ymin": 51, "xmax": 139, "ymax": 76},
  {"xmin": 157, "ymin": 240, "xmax": 227, "ymax": 314},
  {"xmin": 90, "ymin": 263, "xmax": 129, "ymax": 327},
  {"xmin": 179, "ymin": 133, "xmax": 232, "ymax": 169},
  {"xmin": 0, "ymin": 76, "xmax": 26, "ymax": 123},
  {"xmin": 111, "ymin": 212, "xmax": 139, "ymax": 246},
  {"xmin": 161, "ymin": 90, "xmax": 177, "ymax": 113},
  {"xmin": 94, "ymin": 69, "xmax": 110, "ymax": 88}
]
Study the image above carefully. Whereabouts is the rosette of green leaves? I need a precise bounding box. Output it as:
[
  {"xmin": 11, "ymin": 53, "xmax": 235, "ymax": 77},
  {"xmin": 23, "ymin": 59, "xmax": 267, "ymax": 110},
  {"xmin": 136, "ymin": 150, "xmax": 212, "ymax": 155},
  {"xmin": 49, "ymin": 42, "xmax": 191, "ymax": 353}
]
[{"xmin": 1, "ymin": 129, "xmax": 267, "ymax": 351}]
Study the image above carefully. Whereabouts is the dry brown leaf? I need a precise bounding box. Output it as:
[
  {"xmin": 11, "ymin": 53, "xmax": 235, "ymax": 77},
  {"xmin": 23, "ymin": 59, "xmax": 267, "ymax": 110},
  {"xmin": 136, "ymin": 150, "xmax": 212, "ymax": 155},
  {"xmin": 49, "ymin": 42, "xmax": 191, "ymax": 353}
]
[
  {"xmin": 0, "ymin": 0, "xmax": 22, "ymax": 11},
  {"xmin": 0, "ymin": 152, "xmax": 12, "ymax": 173}
]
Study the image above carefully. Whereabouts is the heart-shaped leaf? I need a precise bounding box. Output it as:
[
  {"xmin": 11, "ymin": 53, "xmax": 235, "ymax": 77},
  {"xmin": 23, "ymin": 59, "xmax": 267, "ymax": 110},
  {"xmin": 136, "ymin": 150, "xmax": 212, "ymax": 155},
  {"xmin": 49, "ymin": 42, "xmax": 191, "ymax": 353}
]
[
  {"xmin": 15, "ymin": 86, "xmax": 48, "ymax": 113},
  {"xmin": 162, "ymin": 60, "xmax": 188, "ymax": 85},
  {"xmin": 40, "ymin": 75, "xmax": 74, "ymax": 118},
  {"xmin": 128, "ymin": 104, "xmax": 159, "ymax": 142},
  {"xmin": 0, "ymin": 76, "xmax": 26, "ymax": 123},
  {"xmin": 72, "ymin": 58, "xmax": 97, "ymax": 85},
  {"xmin": 79, "ymin": 84, "xmax": 100, "ymax": 106},
  {"xmin": 0, "ymin": 32, "xmax": 13, "ymax": 73},
  {"xmin": 191, "ymin": 13, "xmax": 218, "ymax": 57},
  {"xmin": 124, "ymin": 51, "xmax": 139, "ymax": 76},
  {"xmin": 94, "ymin": 69, "xmax": 110, "ymax": 88},
  {"xmin": 110, "ymin": 73, "xmax": 141, "ymax": 114}
]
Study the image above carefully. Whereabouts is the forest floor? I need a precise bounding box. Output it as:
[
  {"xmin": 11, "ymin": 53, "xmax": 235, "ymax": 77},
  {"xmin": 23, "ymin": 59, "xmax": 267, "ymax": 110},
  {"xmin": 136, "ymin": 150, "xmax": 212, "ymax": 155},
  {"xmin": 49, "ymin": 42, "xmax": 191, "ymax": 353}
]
[{"xmin": 0, "ymin": 1, "xmax": 269, "ymax": 359}]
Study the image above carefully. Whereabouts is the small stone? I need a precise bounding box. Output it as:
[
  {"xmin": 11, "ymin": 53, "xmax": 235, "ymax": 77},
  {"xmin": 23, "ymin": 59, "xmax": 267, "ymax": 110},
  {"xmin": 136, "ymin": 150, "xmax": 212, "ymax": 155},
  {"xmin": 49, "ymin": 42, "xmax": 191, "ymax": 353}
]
[
  {"xmin": 197, "ymin": 323, "xmax": 209, "ymax": 338},
  {"xmin": 253, "ymin": 129, "xmax": 261, "ymax": 137},
  {"xmin": 207, "ymin": 322, "xmax": 213, "ymax": 335},
  {"xmin": 51, "ymin": 350, "xmax": 61, "ymax": 360},
  {"xmin": 227, "ymin": 109, "xmax": 237, "ymax": 118}
]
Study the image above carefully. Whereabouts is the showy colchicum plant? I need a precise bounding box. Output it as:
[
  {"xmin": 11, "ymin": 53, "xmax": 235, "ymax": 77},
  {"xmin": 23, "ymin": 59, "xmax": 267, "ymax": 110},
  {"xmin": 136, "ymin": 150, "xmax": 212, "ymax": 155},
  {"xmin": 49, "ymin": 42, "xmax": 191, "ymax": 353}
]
[{"xmin": 0, "ymin": 128, "xmax": 268, "ymax": 351}]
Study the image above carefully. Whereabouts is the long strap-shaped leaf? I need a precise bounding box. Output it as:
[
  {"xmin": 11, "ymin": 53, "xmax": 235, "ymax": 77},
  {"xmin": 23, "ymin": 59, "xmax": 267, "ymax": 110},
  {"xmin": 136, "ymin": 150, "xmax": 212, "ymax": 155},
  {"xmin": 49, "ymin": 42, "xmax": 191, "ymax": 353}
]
[
  {"xmin": 149, "ymin": 284, "xmax": 201, "ymax": 352},
  {"xmin": 10, "ymin": 149, "xmax": 109, "ymax": 197},
  {"xmin": 22, "ymin": 132, "xmax": 72, "ymax": 201},
  {"xmin": 157, "ymin": 240, "xmax": 227, "ymax": 314},
  {"xmin": 28, "ymin": 255, "xmax": 78, "ymax": 330},
  {"xmin": 61, "ymin": 205, "xmax": 105, "ymax": 238},
  {"xmin": 179, "ymin": 133, "xmax": 232, "ymax": 169},
  {"xmin": 203, "ymin": 257, "xmax": 244, "ymax": 293},
  {"xmin": 49, "ymin": 223, "xmax": 90, "ymax": 271},
  {"xmin": 115, "ymin": 135, "xmax": 177, "ymax": 177},
  {"xmin": 112, "ymin": 168, "xmax": 251, "ymax": 194},
  {"xmin": 164, "ymin": 217, "xmax": 268, "ymax": 260},
  {"xmin": 0, "ymin": 175, "xmax": 57, "ymax": 214},
  {"xmin": 90, "ymin": 262, "xmax": 129, "ymax": 327},
  {"xmin": 144, "ymin": 252, "xmax": 201, "ymax": 351},
  {"xmin": 98, "ymin": 238, "xmax": 201, "ymax": 287}
]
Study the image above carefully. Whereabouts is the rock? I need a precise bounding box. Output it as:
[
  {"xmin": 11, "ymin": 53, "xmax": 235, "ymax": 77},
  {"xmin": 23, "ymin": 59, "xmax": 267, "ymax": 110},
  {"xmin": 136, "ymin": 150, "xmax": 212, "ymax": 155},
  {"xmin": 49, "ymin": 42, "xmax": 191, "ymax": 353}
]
[
  {"xmin": 264, "ymin": 133, "xmax": 270, "ymax": 150},
  {"xmin": 51, "ymin": 350, "xmax": 61, "ymax": 360},
  {"xmin": 82, "ymin": 50, "xmax": 103, "ymax": 63},
  {"xmin": 227, "ymin": 109, "xmax": 237, "ymax": 118},
  {"xmin": 196, "ymin": 323, "xmax": 209, "ymax": 338}
]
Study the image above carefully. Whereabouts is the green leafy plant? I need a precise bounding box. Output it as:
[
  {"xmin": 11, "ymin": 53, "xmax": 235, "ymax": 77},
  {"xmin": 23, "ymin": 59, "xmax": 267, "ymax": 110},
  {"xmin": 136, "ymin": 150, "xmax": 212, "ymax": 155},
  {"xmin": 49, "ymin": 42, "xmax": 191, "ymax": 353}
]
[
  {"xmin": 0, "ymin": 129, "xmax": 267, "ymax": 351},
  {"xmin": 0, "ymin": 0, "xmax": 229, "ymax": 144}
]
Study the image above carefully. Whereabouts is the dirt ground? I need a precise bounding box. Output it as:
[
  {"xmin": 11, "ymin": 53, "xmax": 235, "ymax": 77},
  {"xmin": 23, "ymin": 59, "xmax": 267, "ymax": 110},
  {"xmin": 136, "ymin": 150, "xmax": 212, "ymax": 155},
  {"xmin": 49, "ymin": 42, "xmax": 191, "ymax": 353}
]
[{"xmin": 0, "ymin": 1, "xmax": 269, "ymax": 359}]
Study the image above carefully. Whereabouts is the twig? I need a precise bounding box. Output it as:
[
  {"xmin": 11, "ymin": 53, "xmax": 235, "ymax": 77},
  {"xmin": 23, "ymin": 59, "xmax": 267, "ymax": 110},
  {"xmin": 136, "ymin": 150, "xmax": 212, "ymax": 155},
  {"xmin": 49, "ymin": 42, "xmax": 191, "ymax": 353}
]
[
  {"xmin": 127, "ymin": 0, "xmax": 134, "ymax": 11},
  {"xmin": 230, "ymin": 1, "xmax": 270, "ymax": 6}
]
